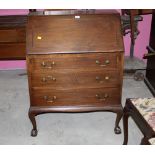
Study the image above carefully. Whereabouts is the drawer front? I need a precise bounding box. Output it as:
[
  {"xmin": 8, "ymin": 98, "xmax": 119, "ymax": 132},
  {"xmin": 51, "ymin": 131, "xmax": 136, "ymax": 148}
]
[
  {"xmin": 28, "ymin": 53, "xmax": 119, "ymax": 71},
  {"xmin": 31, "ymin": 88, "xmax": 120, "ymax": 106},
  {"xmin": 31, "ymin": 70, "xmax": 120, "ymax": 89},
  {"xmin": 0, "ymin": 28, "xmax": 25, "ymax": 43}
]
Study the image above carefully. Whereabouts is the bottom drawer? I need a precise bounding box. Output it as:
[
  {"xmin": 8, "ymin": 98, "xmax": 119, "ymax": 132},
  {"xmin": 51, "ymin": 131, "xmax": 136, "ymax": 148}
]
[{"xmin": 30, "ymin": 88, "xmax": 121, "ymax": 107}]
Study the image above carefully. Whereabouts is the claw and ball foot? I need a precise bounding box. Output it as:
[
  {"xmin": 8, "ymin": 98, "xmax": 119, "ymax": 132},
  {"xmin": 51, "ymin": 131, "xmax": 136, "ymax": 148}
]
[
  {"xmin": 31, "ymin": 129, "xmax": 38, "ymax": 137},
  {"xmin": 29, "ymin": 109, "xmax": 38, "ymax": 137},
  {"xmin": 114, "ymin": 111, "xmax": 123, "ymax": 134},
  {"xmin": 114, "ymin": 126, "xmax": 121, "ymax": 134}
]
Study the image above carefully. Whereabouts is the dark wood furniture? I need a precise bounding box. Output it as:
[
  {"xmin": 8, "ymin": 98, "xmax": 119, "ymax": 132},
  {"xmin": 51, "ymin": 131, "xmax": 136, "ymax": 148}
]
[
  {"xmin": 0, "ymin": 15, "xmax": 27, "ymax": 60},
  {"xmin": 121, "ymin": 9, "xmax": 154, "ymax": 58},
  {"xmin": 123, "ymin": 98, "xmax": 155, "ymax": 145},
  {"xmin": 122, "ymin": 9, "xmax": 154, "ymax": 45},
  {"xmin": 26, "ymin": 10, "xmax": 124, "ymax": 137},
  {"xmin": 0, "ymin": 10, "xmax": 36, "ymax": 60},
  {"xmin": 144, "ymin": 13, "xmax": 155, "ymax": 96}
]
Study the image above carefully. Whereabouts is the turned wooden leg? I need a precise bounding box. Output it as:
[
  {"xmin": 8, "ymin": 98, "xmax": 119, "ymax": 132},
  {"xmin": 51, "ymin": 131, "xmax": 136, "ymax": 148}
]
[
  {"xmin": 114, "ymin": 111, "xmax": 123, "ymax": 134},
  {"xmin": 28, "ymin": 109, "xmax": 38, "ymax": 137},
  {"xmin": 123, "ymin": 111, "xmax": 129, "ymax": 145}
]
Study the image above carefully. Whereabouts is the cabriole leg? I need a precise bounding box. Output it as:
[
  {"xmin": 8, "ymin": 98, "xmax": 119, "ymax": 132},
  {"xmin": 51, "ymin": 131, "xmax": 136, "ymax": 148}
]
[
  {"xmin": 114, "ymin": 111, "xmax": 123, "ymax": 134},
  {"xmin": 28, "ymin": 109, "xmax": 38, "ymax": 137}
]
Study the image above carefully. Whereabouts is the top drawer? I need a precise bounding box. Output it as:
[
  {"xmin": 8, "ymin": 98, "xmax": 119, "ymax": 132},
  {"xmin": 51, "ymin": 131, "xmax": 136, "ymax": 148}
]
[{"xmin": 27, "ymin": 53, "xmax": 120, "ymax": 71}]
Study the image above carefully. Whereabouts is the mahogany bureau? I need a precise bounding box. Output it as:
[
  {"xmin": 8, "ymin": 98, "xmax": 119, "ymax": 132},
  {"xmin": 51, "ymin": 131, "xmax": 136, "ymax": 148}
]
[{"xmin": 26, "ymin": 10, "xmax": 124, "ymax": 137}]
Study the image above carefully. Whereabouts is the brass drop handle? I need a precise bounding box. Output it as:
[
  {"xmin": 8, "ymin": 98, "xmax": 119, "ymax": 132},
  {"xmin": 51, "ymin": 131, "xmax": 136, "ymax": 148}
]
[
  {"xmin": 95, "ymin": 76, "xmax": 100, "ymax": 81},
  {"xmin": 43, "ymin": 95, "xmax": 57, "ymax": 103},
  {"xmin": 95, "ymin": 76, "xmax": 110, "ymax": 82},
  {"xmin": 95, "ymin": 93, "xmax": 109, "ymax": 101},
  {"xmin": 41, "ymin": 61, "xmax": 46, "ymax": 67},
  {"xmin": 52, "ymin": 77, "xmax": 56, "ymax": 81},
  {"xmin": 41, "ymin": 61, "xmax": 55, "ymax": 69},
  {"xmin": 105, "ymin": 76, "xmax": 110, "ymax": 80},
  {"xmin": 96, "ymin": 60, "xmax": 110, "ymax": 67},
  {"xmin": 42, "ymin": 77, "xmax": 47, "ymax": 82},
  {"xmin": 41, "ymin": 76, "xmax": 56, "ymax": 82},
  {"xmin": 95, "ymin": 60, "xmax": 100, "ymax": 64},
  {"xmin": 105, "ymin": 60, "xmax": 110, "ymax": 64}
]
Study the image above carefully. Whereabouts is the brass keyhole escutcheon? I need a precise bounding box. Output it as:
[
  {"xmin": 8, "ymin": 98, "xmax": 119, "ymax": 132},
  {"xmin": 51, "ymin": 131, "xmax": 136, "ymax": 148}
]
[{"xmin": 37, "ymin": 36, "xmax": 42, "ymax": 40}]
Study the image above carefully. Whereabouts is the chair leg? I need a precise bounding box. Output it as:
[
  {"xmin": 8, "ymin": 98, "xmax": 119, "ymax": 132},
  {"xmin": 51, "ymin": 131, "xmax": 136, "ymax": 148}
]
[
  {"xmin": 140, "ymin": 137, "xmax": 149, "ymax": 145},
  {"xmin": 28, "ymin": 109, "xmax": 38, "ymax": 137},
  {"xmin": 123, "ymin": 111, "xmax": 129, "ymax": 145}
]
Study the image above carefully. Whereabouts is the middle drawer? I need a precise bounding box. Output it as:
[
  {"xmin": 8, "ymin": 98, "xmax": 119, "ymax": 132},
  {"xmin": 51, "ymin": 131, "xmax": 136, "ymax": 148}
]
[{"xmin": 31, "ymin": 70, "xmax": 120, "ymax": 89}]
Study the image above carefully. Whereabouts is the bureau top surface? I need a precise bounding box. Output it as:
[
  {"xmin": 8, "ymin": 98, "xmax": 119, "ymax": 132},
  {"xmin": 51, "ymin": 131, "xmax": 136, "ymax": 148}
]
[{"xmin": 26, "ymin": 10, "xmax": 124, "ymax": 54}]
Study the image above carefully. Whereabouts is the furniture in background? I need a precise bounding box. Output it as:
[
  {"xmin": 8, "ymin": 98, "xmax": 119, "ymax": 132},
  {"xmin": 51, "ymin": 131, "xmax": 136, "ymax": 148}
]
[
  {"xmin": 121, "ymin": 10, "xmax": 154, "ymax": 82},
  {"xmin": 144, "ymin": 13, "xmax": 155, "ymax": 96},
  {"xmin": 123, "ymin": 98, "xmax": 155, "ymax": 145},
  {"xmin": 0, "ymin": 15, "xmax": 27, "ymax": 60},
  {"xmin": 26, "ymin": 10, "xmax": 124, "ymax": 137},
  {"xmin": 121, "ymin": 9, "xmax": 154, "ymax": 58},
  {"xmin": 0, "ymin": 9, "xmax": 36, "ymax": 60},
  {"xmin": 122, "ymin": 10, "xmax": 153, "ymax": 45}
]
